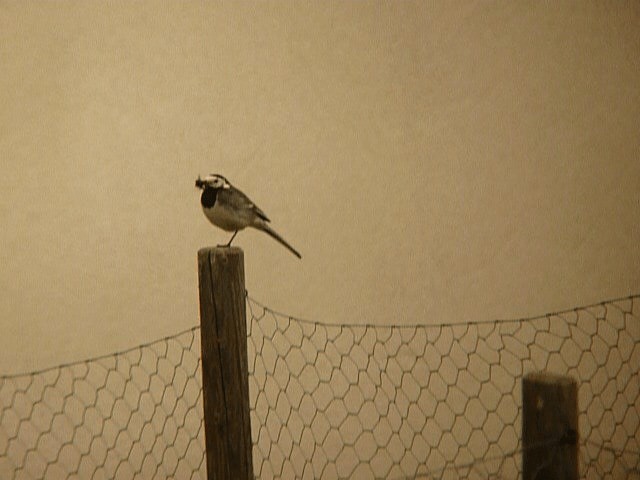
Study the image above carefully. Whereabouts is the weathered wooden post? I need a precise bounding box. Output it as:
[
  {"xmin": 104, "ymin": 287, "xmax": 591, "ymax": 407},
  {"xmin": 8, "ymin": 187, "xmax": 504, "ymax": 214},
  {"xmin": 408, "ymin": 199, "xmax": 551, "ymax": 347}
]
[
  {"xmin": 522, "ymin": 372, "xmax": 578, "ymax": 480},
  {"xmin": 198, "ymin": 247, "xmax": 253, "ymax": 480}
]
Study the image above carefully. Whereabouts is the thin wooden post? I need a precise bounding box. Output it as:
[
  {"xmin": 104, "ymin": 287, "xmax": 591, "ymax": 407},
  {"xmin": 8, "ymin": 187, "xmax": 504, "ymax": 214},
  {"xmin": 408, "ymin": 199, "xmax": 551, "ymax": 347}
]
[
  {"xmin": 198, "ymin": 247, "xmax": 253, "ymax": 480},
  {"xmin": 522, "ymin": 372, "xmax": 578, "ymax": 480}
]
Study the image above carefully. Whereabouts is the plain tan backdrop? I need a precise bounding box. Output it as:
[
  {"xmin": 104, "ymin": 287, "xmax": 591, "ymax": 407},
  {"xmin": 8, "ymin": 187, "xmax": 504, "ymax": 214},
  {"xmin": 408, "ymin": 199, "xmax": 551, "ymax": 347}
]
[{"xmin": 0, "ymin": 1, "xmax": 638, "ymax": 374}]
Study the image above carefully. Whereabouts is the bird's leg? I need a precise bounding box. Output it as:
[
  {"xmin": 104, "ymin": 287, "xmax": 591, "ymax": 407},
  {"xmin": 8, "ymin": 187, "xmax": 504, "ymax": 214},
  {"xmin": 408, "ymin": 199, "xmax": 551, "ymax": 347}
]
[
  {"xmin": 225, "ymin": 231, "xmax": 238, "ymax": 247},
  {"xmin": 216, "ymin": 231, "xmax": 238, "ymax": 249}
]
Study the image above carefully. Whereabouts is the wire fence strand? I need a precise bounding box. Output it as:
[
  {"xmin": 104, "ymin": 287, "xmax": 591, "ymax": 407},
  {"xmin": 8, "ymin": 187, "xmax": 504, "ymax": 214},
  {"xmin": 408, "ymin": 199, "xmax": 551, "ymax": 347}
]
[{"xmin": 1, "ymin": 293, "xmax": 638, "ymax": 479}]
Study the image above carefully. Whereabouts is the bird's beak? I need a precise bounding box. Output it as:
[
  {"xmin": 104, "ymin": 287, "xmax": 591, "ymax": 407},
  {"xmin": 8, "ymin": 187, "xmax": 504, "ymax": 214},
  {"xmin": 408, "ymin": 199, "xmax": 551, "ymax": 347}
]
[{"xmin": 195, "ymin": 176, "xmax": 205, "ymax": 189}]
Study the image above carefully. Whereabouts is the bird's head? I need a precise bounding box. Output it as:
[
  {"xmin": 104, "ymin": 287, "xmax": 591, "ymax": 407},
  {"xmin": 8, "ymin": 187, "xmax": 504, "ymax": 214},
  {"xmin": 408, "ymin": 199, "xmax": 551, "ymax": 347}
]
[{"xmin": 195, "ymin": 174, "xmax": 230, "ymax": 190}]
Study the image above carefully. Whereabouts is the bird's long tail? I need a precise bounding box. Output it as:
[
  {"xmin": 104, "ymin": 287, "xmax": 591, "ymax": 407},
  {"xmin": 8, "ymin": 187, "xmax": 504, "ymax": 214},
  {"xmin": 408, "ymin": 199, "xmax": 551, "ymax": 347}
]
[{"xmin": 255, "ymin": 222, "xmax": 302, "ymax": 259}]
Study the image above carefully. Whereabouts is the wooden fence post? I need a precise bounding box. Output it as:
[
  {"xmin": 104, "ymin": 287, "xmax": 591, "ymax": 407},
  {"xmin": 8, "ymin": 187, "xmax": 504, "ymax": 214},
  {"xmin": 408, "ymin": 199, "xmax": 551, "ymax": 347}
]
[
  {"xmin": 522, "ymin": 372, "xmax": 578, "ymax": 480},
  {"xmin": 198, "ymin": 247, "xmax": 253, "ymax": 480}
]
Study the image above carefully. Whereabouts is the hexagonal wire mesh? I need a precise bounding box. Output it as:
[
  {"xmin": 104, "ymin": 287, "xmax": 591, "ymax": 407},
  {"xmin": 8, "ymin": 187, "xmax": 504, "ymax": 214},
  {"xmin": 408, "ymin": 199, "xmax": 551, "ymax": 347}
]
[
  {"xmin": 246, "ymin": 294, "xmax": 639, "ymax": 480},
  {"xmin": 0, "ymin": 328, "xmax": 205, "ymax": 480},
  {"xmin": 0, "ymin": 294, "xmax": 638, "ymax": 479}
]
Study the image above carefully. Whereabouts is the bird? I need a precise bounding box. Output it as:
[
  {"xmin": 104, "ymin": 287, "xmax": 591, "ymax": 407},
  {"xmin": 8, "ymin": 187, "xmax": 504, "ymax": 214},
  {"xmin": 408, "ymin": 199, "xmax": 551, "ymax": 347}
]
[{"xmin": 195, "ymin": 174, "xmax": 301, "ymax": 259}]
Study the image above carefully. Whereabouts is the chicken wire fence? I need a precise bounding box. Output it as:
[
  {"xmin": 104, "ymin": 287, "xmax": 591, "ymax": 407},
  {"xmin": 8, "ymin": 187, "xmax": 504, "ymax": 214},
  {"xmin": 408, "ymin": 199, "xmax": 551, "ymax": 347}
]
[{"xmin": 0, "ymin": 294, "xmax": 638, "ymax": 479}]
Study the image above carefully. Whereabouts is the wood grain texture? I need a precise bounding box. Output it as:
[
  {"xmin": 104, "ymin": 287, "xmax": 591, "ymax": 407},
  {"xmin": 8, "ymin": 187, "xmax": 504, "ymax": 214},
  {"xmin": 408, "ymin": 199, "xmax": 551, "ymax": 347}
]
[
  {"xmin": 522, "ymin": 372, "xmax": 578, "ymax": 480},
  {"xmin": 198, "ymin": 247, "xmax": 253, "ymax": 480}
]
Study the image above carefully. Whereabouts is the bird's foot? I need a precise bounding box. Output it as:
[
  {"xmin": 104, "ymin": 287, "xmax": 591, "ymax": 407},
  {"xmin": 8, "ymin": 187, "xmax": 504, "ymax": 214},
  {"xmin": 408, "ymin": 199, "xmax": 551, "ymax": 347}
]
[
  {"xmin": 215, "ymin": 231, "xmax": 238, "ymax": 249},
  {"xmin": 223, "ymin": 231, "xmax": 238, "ymax": 248}
]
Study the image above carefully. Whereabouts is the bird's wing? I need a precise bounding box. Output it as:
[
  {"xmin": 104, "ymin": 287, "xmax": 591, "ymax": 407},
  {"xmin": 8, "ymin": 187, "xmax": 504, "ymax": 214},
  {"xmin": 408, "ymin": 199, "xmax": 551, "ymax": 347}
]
[{"xmin": 220, "ymin": 187, "xmax": 271, "ymax": 222}]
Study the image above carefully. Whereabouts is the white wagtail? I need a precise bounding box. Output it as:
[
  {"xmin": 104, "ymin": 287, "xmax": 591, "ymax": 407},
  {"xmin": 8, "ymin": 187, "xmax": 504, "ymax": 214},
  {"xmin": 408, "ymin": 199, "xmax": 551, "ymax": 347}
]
[{"xmin": 195, "ymin": 174, "xmax": 302, "ymax": 259}]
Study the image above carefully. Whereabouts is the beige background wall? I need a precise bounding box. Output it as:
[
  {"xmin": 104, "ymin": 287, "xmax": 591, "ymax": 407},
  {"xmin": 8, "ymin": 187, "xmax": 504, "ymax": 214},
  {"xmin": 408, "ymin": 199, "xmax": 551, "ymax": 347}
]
[{"xmin": 1, "ymin": 1, "xmax": 638, "ymax": 374}]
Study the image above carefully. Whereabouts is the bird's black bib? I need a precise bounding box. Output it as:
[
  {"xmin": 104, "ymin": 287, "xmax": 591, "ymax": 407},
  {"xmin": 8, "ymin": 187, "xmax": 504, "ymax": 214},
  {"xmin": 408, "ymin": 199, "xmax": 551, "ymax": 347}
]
[{"xmin": 200, "ymin": 187, "xmax": 218, "ymax": 208}]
